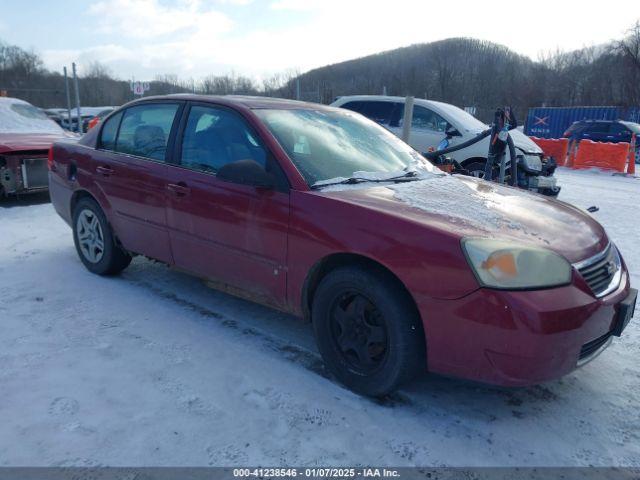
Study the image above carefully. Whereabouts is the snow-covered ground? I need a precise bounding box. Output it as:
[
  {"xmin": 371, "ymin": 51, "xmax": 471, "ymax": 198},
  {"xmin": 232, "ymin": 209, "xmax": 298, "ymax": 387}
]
[{"xmin": 0, "ymin": 168, "xmax": 638, "ymax": 467}]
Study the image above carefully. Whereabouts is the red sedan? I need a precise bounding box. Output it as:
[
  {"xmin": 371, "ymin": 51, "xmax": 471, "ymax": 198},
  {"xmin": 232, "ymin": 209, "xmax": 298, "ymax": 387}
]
[{"xmin": 48, "ymin": 95, "xmax": 636, "ymax": 396}]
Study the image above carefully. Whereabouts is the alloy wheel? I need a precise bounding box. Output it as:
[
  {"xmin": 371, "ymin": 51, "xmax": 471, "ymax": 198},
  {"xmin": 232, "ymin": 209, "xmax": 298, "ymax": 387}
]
[{"xmin": 76, "ymin": 209, "xmax": 105, "ymax": 263}]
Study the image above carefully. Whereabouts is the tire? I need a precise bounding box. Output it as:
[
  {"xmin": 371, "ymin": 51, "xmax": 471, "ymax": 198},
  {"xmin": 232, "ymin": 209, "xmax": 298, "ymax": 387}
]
[
  {"xmin": 465, "ymin": 160, "xmax": 488, "ymax": 178},
  {"xmin": 72, "ymin": 197, "xmax": 131, "ymax": 275},
  {"xmin": 466, "ymin": 160, "xmax": 513, "ymax": 182},
  {"xmin": 311, "ymin": 265, "xmax": 426, "ymax": 397}
]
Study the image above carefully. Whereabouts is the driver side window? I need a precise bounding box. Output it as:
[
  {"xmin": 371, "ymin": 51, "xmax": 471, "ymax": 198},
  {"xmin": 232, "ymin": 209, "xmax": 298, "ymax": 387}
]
[
  {"xmin": 412, "ymin": 106, "xmax": 448, "ymax": 132},
  {"xmin": 179, "ymin": 105, "xmax": 267, "ymax": 175}
]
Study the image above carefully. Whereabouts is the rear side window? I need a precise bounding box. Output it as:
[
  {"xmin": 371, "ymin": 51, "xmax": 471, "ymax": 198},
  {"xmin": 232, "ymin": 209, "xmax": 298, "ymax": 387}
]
[
  {"xmin": 362, "ymin": 101, "xmax": 395, "ymax": 125},
  {"xmin": 115, "ymin": 104, "xmax": 180, "ymax": 161},
  {"xmin": 342, "ymin": 101, "xmax": 395, "ymax": 125},
  {"xmin": 99, "ymin": 111, "xmax": 122, "ymax": 150},
  {"xmin": 341, "ymin": 101, "xmax": 367, "ymax": 114}
]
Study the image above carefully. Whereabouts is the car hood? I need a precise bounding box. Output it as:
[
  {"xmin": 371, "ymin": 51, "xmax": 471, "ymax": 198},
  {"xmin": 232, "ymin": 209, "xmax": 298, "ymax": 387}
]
[
  {"xmin": 509, "ymin": 129, "xmax": 543, "ymax": 154},
  {"xmin": 0, "ymin": 132, "xmax": 74, "ymax": 154},
  {"xmin": 317, "ymin": 175, "xmax": 607, "ymax": 263}
]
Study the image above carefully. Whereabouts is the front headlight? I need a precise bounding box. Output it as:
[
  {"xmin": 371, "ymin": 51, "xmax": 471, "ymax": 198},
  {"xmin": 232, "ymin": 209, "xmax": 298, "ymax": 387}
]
[{"xmin": 462, "ymin": 238, "xmax": 572, "ymax": 289}]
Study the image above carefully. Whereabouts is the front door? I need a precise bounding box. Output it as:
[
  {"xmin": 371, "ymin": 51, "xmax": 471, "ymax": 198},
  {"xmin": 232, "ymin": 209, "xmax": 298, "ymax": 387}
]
[
  {"xmin": 92, "ymin": 102, "xmax": 182, "ymax": 264},
  {"xmin": 407, "ymin": 105, "xmax": 449, "ymax": 152},
  {"xmin": 165, "ymin": 104, "xmax": 290, "ymax": 309}
]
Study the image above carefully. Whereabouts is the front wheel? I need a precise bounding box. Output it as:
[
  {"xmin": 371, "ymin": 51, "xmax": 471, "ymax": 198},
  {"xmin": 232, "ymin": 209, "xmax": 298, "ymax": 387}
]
[
  {"xmin": 465, "ymin": 161, "xmax": 488, "ymax": 178},
  {"xmin": 72, "ymin": 197, "xmax": 131, "ymax": 275},
  {"xmin": 465, "ymin": 160, "xmax": 514, "ymax": 183},
  {"xmin": 312, "ymin": 266, "xmax": 426, "ymax": 397}
]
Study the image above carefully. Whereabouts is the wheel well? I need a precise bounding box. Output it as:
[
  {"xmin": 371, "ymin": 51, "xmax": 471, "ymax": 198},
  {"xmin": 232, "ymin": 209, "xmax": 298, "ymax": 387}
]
[
  {"xmin": 69, "ymin": 190, "xmax": 127, "ymax": 252},
  {"xmin": 461, "ymin": 157, "xmax": 487, "ymax": 168},
  {"xmin": 302, "ymin": 253, "xmax": 421, "ymax": 324},
  {"xmin": 70, "ymin": 190, "xmax": 98, "ymax": 216}
]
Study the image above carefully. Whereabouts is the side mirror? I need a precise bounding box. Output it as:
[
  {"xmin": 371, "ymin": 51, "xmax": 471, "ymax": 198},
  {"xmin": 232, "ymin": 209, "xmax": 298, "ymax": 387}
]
[
  {"xmin": 445, "ymin": 126, "xmax": 462, "ymax": 138},
  {"xmin": 217, "ymin": 159, "xmax": 275, "ymax": 188}
]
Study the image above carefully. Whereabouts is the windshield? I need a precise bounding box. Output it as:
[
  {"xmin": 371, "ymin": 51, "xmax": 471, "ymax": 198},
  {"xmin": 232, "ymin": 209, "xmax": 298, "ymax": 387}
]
[
  {"xmin": 431, "ymin": 102, "xmax": 488, "ymax": 132},
  {"xmin": 255, "ymin": 108, "xmax": 439, "ymax": 186},
  {"xmin": 0, "ymin": 100, "xmax": 64, "ymax": 134},
  {"xmin": 621, "ymin": 121, "xmax": 640, "ymax": 134}
]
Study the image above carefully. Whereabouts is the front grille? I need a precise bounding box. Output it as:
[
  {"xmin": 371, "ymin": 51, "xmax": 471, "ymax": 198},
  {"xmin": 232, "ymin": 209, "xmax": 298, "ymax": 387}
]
[
  {"xmin": 575, "ymin": 244, "xmax": 620, "ymax": 297},
  {"xmin": 579, "ymin": 330, "xmax": 612, "ymax": 360}
]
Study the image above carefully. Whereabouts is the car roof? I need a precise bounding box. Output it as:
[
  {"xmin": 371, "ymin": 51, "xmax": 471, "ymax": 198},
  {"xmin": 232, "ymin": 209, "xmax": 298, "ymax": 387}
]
[
  {"xmin": 575, "ymin": 119, "xmax": 617, "ymax": 124},
  {"xmin": 333, "ymin": 94, "xmax": 445, "ymax": 109},
  {"xmin": 127, "ymin": 94, "xmax": 333, "ymax": 111}
]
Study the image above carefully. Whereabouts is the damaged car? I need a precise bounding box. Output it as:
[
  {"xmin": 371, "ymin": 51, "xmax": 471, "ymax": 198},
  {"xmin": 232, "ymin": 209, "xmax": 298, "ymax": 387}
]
[{"xmin": 1, "ymin": 97, "xmax": 71, "ymax": 197}]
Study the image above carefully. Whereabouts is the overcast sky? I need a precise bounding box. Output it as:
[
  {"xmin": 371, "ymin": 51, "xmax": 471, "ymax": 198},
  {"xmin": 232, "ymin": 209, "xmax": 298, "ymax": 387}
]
[{"xmin": 1, "ymin": 0, "xmax": 638, "ymax": 81}]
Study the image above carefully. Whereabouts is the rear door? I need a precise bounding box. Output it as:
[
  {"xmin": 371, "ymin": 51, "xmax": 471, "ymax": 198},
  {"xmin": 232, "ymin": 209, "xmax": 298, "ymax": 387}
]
[
  {"xmin": 92, "ymin": 102, "xmax": 182, "ymax": 263},
  {"xmin": 164, "ymin": 103, "xmax": 290, "ymax": 309}
]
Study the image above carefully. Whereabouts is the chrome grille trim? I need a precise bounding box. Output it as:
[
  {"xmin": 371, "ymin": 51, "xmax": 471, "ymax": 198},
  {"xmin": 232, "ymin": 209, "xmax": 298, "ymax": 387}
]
[{"xmin": 573, "ymin": 243, "xmax": 622, "ymax": 298}]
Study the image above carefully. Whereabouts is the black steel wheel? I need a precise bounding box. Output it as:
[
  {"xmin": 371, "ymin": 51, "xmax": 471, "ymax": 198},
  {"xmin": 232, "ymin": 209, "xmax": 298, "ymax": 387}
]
[
  {"xmin": 312, "ymin": 265, "xmax": 426, "ymax": 397},
  {"xmin": 329, "ymin": 292, "xmax": 389, "ymax": 376}
]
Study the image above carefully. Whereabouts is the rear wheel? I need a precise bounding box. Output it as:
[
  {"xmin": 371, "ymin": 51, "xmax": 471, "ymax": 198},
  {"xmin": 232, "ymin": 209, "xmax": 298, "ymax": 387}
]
[
  {"xmin": 312, "ymin": 266, "xmax": 425, "ymax": 397},
  {"xmin": 72, "ymin": 197, "xmax": 131, "ymax": 275}
]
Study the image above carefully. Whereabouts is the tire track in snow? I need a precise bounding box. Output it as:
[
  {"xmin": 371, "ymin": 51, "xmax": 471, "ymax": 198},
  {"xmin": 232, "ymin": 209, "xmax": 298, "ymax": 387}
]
[{"xmin": 124, "ymin": 276, "xmax": 413, "ymax": 408}]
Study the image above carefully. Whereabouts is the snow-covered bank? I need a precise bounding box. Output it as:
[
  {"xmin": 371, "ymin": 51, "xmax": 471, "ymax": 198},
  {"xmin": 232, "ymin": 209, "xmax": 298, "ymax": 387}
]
[{"xmin": 0, "ymin": 168, "xmax": 638, "ymax": 466}]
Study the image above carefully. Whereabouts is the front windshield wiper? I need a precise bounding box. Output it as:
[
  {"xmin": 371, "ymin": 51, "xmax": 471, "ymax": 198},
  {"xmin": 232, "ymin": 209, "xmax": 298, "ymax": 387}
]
[{"xmin": 311, "ymin": 170, "xmax": 419, "ymax": 190}]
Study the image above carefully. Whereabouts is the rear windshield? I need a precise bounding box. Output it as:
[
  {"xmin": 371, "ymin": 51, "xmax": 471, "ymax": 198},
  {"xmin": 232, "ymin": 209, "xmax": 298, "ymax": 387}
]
[{"xmin": 0, "ymin": 100, "xmax": 64, "ymax": 134}]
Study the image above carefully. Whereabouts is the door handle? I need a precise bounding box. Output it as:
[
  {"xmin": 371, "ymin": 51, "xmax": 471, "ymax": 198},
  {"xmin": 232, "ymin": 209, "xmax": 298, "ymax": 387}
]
[
  {"xmin": 167, "ymin": 182, "xmax": 191, "ymax": 196},
  {"xmin": 96, "ymin": 165, "xmax": 114, "ymax": 176}
]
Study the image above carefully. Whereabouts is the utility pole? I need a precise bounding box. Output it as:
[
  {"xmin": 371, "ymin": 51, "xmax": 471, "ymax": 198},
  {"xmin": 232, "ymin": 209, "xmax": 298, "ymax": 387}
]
[
  {"xmin": 401, "ymin": 96, "xmax": 414, "ymax": 143},
  {"xmin": 63, "ymin": 67, "xmax": 72, "ymax": 131},
  {"xmin": 296, "ymin": 79, "xmax": 300, "ymax": 101},
  {"xmin": 72, "ymin": 63, "xmax": 83, "ymax": 134}
]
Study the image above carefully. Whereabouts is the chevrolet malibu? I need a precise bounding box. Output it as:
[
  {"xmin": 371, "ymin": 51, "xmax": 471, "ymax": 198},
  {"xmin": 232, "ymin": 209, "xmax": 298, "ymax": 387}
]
[{"xmin": 48, "ymin": 95, "xmax": 637, "ymax": 396}]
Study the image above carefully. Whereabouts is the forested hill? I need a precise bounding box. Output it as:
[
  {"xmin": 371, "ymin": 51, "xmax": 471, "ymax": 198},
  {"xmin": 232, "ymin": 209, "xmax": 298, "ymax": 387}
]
[
  {"xmin": 1, "ymin": 21, "xmax": 638, "ymax": 115},
  {"xmin": 292, "ymin": 35, "xmax": 640, "ymax": 120}
]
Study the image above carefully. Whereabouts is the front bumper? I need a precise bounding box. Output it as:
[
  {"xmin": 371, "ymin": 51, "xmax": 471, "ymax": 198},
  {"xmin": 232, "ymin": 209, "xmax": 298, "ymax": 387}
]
[{"xmin": 419, "ymin": 268, "xmax": 634, "ymax": 386}]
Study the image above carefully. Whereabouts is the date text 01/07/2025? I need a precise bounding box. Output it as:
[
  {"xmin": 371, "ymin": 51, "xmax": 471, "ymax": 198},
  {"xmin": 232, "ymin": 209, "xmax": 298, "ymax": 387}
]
[{"xmin": 232, "ymin": 468, "xmax": 400, "ymax": 478}]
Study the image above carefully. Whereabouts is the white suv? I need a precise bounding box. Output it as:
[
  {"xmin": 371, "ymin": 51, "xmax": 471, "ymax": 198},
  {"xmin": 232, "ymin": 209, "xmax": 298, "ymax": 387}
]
[{"xmin": 330, "ymin": 95, "xmax": 544, "ymax": 176}]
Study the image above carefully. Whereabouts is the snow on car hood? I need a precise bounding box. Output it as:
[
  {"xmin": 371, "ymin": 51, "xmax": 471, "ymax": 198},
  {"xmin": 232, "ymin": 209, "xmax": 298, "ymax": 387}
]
[
  {"xmin": 509, "ymin": 128, "xmax": 543, "ymax": 154},
  {"xmin": 0, "ymin": 98, "xmax": 65, "ymax": 135},
  {"xmin": 315, "ymin": 175, "xmax": 607, "ymax": 263}
]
